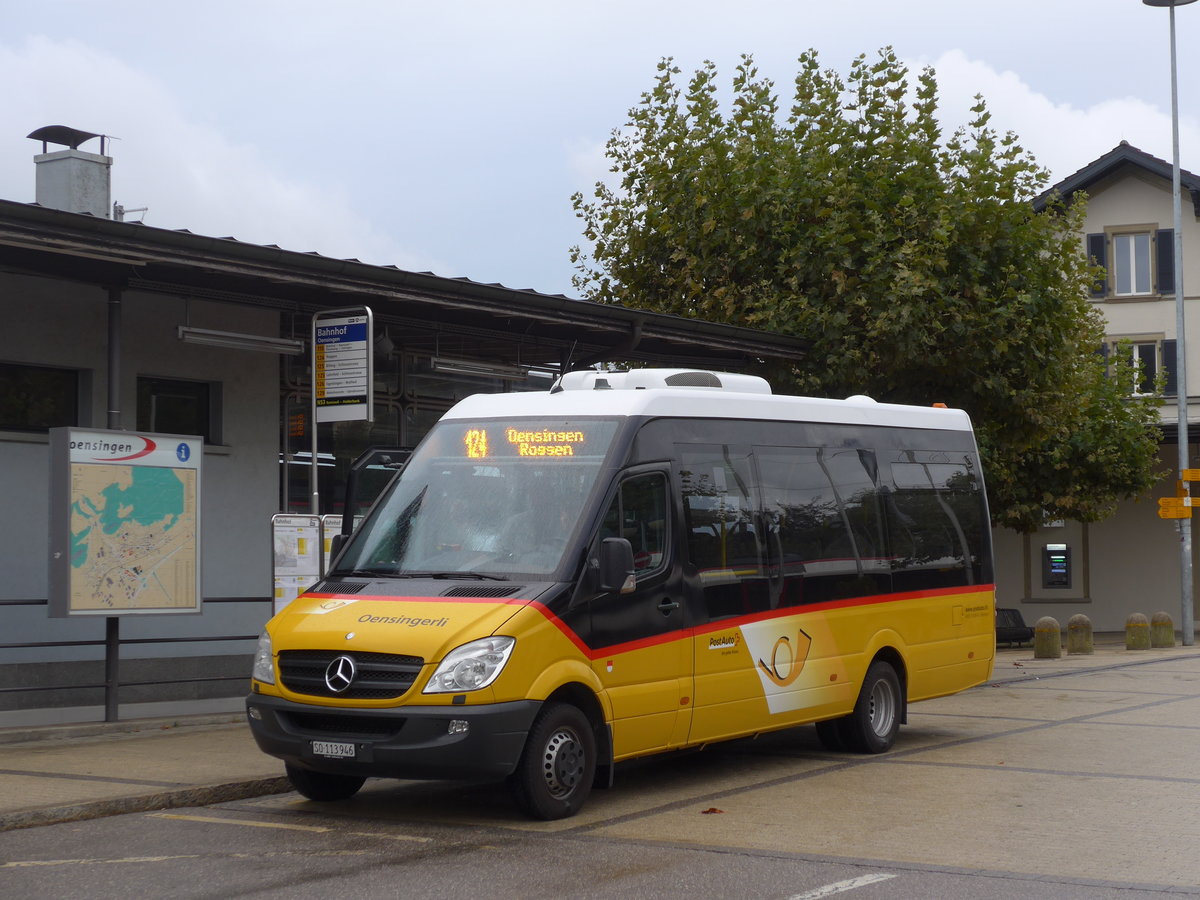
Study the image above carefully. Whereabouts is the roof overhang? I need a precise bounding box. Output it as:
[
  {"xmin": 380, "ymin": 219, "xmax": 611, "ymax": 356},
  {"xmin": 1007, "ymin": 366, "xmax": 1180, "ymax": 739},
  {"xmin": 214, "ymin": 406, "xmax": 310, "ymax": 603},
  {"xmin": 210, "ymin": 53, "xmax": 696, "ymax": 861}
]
[{"xmin": 0, "ymin": 199, "xmax": 808, "ymax": 372}]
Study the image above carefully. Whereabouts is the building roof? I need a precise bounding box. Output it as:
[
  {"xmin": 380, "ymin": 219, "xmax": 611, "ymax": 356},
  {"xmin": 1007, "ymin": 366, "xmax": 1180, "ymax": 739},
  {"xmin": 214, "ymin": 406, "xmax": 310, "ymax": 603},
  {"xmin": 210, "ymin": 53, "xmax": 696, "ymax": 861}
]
[
  {"xmin": 0, "ymin": 198, "xmax": 807, "ymax": 371},
  {"xmin": 1034, "ymin": 141, "xmax": 1200, "ymax": 217}
]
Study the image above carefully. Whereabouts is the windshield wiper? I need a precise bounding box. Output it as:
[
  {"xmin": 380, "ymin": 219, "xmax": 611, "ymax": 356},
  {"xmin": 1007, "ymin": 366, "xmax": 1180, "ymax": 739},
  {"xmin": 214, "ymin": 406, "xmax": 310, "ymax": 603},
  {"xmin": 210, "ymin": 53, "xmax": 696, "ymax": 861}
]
[
  {"xmin": 426, "ymin": 571, "xmax": 509, "ymax": 581},
  {"xmin": 336, "ymin": 568, "xmax": 411, "ymax": 578},
  {"xmin": 335, "ymin": 569, "xmax": 507, "ymax": 581}
]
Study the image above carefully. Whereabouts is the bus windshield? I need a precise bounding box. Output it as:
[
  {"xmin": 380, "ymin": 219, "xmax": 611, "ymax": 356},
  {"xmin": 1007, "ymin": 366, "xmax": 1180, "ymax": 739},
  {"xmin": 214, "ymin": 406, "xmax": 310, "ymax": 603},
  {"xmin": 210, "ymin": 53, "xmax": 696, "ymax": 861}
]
[{"xmin": 332, "ymin": 417, "xmax": 621, "ymax": 579}]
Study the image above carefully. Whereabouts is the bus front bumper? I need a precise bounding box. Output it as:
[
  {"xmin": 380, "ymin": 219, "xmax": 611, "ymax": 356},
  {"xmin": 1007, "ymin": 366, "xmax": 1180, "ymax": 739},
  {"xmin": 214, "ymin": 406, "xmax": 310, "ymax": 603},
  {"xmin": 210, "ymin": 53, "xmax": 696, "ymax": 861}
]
[{"xmin": 245, "ymin": 693, "xmax": 541, "ymax": 781}]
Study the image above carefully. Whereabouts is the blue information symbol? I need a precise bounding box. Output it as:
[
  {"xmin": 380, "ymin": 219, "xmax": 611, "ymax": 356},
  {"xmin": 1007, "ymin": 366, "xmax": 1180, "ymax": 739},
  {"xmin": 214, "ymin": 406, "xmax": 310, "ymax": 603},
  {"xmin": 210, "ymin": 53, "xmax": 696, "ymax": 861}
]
[{"xmin": 176, "ymin": 443, "xmax": 191, "ymax": 463}]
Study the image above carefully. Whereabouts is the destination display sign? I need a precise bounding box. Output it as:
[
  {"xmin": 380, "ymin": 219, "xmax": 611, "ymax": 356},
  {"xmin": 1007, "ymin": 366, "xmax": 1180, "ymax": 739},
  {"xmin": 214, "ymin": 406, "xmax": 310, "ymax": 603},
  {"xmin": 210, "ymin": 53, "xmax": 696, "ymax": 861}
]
[{"xmin": 462, "ymin": 425, "xmax": 590, "ymax": 459}]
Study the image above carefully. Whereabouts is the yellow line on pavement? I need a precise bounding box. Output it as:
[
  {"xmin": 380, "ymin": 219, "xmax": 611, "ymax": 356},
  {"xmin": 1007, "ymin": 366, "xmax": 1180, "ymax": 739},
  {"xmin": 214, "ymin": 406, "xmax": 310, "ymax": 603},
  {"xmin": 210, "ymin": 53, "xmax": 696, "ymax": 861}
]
[
  {"xmin": 149, "ymin": 813, "xmax": 329, "ymax": 832},
  {"xmin": 147, "ymin": 812, "xmax": 431, "ymax": 842},
  {"xmin": 349, "ymin": 831, "xmax": 431, "ymax": 843},
  {"xmin": 1, "ymin": 856, "xmax": 200, "ymax": 869}
]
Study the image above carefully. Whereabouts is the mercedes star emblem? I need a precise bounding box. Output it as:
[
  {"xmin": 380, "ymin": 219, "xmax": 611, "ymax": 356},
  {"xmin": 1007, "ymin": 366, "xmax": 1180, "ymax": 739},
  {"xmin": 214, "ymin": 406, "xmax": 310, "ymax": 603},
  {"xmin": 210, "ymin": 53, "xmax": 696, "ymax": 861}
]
[{"xmin": 324, "ymin": 655, "xmax": 357, "ymax": 693}]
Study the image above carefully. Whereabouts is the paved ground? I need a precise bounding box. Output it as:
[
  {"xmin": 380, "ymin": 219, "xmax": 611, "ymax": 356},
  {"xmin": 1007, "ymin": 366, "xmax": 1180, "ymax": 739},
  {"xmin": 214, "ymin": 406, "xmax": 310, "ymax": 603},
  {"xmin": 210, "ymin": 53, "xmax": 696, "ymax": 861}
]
[{"xmin": 2, "ymin": 635, "xmax": 1199, "ymax": 890}]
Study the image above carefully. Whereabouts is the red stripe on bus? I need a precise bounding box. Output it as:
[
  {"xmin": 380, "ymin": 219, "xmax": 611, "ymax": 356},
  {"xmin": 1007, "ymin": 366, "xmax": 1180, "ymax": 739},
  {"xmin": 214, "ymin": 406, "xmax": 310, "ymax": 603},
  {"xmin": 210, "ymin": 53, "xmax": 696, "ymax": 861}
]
[{"xmin": 302, "ymin": 583, "xmax": 995, "ymax": 661}]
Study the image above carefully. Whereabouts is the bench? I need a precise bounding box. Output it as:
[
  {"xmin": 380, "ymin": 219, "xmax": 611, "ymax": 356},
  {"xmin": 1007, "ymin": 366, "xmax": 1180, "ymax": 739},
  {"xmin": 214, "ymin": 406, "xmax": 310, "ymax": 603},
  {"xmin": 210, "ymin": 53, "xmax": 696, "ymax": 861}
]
[{"xmin": 996, "ymin": 607, "xmax": 1034, "ymax": 647}]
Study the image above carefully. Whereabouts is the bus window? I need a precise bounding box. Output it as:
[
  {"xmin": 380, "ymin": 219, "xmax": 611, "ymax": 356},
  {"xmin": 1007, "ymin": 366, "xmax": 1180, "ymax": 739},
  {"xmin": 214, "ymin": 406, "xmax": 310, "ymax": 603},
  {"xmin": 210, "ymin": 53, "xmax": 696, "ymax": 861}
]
[
  {"xmin": 679, "ymin": 446, "xmax": 769, "ymax": 619},
  {"xmin": 601, "ymin": 473, "xmax": 668, "ymax": 578},
  {"xmin": 885, "ymin": 452, "xmax": 985, "ymax": 590},
  {"xmin": 757, "ymin": 447, "xmax": 888, "ymax": 606}
]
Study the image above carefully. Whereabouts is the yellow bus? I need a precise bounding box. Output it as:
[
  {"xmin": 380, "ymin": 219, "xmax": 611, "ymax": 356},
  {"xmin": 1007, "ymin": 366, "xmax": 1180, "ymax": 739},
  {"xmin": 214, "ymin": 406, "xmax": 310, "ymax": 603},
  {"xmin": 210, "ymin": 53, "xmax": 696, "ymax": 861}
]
[{"xmin": 247, "ymin": 369, "xmax": 994, "ymax": 819}]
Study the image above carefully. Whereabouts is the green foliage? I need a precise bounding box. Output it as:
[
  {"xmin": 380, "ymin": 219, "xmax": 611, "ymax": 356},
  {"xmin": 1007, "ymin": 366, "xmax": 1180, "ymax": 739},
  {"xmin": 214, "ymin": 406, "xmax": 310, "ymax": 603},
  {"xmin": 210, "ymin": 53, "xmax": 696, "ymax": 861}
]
[{"xmin": 571, "ymin": 50, "xmax": 1164, "ymax": 532}]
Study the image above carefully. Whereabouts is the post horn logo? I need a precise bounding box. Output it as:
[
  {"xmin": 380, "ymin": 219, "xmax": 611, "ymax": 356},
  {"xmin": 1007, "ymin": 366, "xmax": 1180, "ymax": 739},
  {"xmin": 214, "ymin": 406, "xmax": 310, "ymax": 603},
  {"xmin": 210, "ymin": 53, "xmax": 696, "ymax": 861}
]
[{"xmin": 757, "ymin": 629, "xmax": 813, "ymax": 687}]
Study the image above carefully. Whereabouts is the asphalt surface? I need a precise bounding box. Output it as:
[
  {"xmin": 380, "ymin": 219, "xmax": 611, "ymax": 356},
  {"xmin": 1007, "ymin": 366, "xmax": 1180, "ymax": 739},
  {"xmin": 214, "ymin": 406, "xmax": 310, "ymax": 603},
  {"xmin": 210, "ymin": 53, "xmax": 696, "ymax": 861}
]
[{"xmin": 3, "ymin": 632, "xmax": 1198, "ymax": 867}]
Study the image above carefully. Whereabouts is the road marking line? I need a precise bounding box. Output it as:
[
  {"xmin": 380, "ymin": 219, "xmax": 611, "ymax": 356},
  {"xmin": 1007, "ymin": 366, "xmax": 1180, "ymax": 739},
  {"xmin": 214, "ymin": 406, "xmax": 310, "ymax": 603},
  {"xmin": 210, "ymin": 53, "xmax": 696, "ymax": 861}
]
[
  {"xmin": 1, "ymin": 856, "xmax": 200, "ymax": 869},
  {"xmin": 149, "ymin": 813, "xmax": 329, "ymax": 832},
  {"xmin": 789, "ymin": 873, "xmax": 897, "ymax": 899},
  {"xmin": 146, "ymin": 812, "xmax": 431, "ymax": 842},
  {"xmin": 352, "ymin": 831, "xmax": 431, "ymax": 843}
]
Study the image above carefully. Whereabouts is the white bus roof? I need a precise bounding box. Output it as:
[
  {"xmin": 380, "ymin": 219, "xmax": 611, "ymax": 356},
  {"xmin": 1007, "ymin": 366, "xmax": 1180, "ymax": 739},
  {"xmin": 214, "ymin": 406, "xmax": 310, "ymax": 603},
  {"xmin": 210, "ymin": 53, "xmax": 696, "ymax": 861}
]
[{"xmin": 442, "ymin": 369, "xmax": 975, "ymax": 433}]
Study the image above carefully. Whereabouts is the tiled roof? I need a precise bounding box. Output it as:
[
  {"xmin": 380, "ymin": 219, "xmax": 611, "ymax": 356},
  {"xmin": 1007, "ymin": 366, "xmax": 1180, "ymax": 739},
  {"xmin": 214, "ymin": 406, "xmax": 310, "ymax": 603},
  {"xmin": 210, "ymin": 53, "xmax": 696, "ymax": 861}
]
[{"xmin": 1035, "ymin": 141, "xmax": 1200, "ymax": 216}]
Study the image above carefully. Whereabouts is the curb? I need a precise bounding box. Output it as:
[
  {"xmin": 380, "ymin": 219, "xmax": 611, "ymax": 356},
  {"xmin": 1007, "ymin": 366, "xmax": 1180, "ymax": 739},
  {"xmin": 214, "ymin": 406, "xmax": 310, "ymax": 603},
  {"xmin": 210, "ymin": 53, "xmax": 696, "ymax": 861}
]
[
  {"xmin": 0, "ymin": 713, "xmax": 246, "ymax": 747},
  {"xmin": 0, "ymin": 776, "xmax": 293, "ymax": 833}
]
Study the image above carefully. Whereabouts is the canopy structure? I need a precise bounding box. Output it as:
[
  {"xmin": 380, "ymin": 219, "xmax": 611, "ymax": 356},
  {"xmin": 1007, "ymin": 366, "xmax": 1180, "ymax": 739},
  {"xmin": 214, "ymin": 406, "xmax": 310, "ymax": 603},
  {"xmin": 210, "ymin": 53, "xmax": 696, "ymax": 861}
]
[{"xmin": 0, "ymin": 198, "xmax": 807, "ymax": 373}]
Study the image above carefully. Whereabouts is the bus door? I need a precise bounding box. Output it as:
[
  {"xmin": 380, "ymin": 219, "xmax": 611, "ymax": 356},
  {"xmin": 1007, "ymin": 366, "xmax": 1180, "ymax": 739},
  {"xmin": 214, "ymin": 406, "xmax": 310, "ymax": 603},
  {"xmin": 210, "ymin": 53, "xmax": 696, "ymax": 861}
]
[
  {"xmin": 683, "ymin": 444, "xmax": 885, "ymax": 741},
  {"xmin": 679, "ymin": 445, "xmax": 777, "ymax": 742},
  {"xmin": 586, "ymin": 468, "xmax": 691, "ymax": 756}
]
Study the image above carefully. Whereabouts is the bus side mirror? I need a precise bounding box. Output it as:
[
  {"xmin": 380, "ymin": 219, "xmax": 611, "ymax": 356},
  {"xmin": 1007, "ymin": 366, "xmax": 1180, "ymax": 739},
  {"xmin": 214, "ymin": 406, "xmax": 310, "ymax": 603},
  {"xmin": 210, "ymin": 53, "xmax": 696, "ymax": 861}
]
[
  {"xmin": 598, "ymin": 537, "xmax": 637, "ymax": 594},
  {"xmin": 330, "ymin": 532, "xmax": 348, "ymax": 559}
]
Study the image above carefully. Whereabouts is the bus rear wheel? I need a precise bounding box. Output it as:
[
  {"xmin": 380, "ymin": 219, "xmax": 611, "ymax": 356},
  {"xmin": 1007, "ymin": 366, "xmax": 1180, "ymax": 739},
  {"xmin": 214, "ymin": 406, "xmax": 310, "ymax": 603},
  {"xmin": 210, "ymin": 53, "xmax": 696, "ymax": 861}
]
[
  {"xmin": 510, "ymin": 701, "xmax": 596, "ymax": 820},
  {"xmin": 839, "ymin": 660, "xmax": 901, "ymax": 754}
]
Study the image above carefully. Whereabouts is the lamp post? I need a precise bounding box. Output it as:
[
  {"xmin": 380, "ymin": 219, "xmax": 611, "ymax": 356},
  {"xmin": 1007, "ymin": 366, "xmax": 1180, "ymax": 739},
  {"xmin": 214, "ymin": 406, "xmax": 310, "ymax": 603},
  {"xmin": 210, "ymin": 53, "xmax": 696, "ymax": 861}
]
[{"xmin": 1144, "ymin": 0, "xmax": 1196, "ymax": 645}]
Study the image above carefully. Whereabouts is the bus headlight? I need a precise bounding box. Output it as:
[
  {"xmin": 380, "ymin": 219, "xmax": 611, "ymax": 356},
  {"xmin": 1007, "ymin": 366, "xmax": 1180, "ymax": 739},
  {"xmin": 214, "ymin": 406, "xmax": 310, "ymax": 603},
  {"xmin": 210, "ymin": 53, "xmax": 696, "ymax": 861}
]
[
  {"xmin": 424, "ymin": 636, "xmax": 515, "ymax": 693},
  {"xmin": 251, "ymin": 631, "xmax": 275, "ymax": 685}
]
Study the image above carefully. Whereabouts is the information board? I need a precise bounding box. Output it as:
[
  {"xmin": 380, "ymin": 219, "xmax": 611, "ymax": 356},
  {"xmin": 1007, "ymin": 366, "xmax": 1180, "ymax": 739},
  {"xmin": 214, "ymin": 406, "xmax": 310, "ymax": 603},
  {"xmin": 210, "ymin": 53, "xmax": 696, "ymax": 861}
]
[
  {"xmin": 313, "ymin": 308, "xmax": 373, "ymax": 423},
  {"xmin": 271, "ymin": 514, "xmax": 322, "ymax": 614},
  {"xmin": 49, "ymin": 428, "xmax": 203, "ymax": 617}
]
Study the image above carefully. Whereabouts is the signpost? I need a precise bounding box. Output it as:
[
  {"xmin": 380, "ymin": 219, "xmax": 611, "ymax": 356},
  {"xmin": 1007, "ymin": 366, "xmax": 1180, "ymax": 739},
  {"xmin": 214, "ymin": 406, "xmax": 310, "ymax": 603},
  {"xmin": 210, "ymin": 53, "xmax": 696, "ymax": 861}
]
[
  {"xmin": 1158, "ymin": 496, "xmax": 1193, "ymax": 519},
  {"xmin": 1158, "ymin": 469, "xmax": 1200, "ymax": 519},
  {"xmin": 313, "ymin": 309, "xmax": 373, "ymax": 424},
  {"xmin": 309, "ymin": 307, "xmax": 373, "ymax": 516}
]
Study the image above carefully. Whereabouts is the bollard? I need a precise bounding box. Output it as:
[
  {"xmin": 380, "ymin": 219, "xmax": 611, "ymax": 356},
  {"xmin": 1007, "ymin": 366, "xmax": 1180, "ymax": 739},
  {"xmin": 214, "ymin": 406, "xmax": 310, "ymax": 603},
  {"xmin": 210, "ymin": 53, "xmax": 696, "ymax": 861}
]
[
  {"xmin": 1125, "ymin": 613, "xmax": 1151, "ymax": 651},
  {"xmin": 1066, "ymin": 614, "xmax": 1094, "ymax": 655},
  {"xmin": 1151, "ymin": 611, "xmax": 1176, "ymax": 648},
  {"xmin": 1033, "ymin": 616, "xmax": 1062, "ymax": 659}
]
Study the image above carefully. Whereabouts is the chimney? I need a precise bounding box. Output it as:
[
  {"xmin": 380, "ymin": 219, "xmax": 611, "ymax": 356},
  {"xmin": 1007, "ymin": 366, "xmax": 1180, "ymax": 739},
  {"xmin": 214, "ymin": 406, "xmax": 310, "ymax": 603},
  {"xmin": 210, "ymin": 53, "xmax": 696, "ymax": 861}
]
[{"xmin": 27, "ymin": 125, "xmax": 112, "ymax": 218}]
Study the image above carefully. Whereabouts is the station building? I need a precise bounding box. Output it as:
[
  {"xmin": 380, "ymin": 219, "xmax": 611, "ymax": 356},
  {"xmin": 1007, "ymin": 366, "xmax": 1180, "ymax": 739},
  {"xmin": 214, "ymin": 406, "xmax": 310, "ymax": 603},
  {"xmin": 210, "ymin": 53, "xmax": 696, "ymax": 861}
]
[{"xmin": 0, "ymin": 128, "xmax": 805, "ymax": 715}]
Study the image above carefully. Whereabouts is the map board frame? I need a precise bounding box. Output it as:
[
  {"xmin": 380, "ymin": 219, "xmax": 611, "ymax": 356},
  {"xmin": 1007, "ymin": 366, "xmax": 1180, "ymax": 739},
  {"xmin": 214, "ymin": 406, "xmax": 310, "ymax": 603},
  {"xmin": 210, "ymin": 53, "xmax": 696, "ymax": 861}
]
[{"xmin": 49, "ymin": 427, "xmax": 203, "ymax": 617}]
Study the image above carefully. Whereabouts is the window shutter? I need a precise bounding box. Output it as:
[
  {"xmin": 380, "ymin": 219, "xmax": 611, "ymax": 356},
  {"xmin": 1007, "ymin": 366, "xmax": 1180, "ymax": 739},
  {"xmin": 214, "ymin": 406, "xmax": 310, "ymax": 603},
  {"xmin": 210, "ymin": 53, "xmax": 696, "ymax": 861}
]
[
  {"xmin": 1087, "ymin": 233, "xmax": 1107, "ymax": 297},
  {"xmin": 1162, "ymin": 339, "xmax": 1178, "ymax": 397},
  {"xmin": 1156, "ymin": 228, "xmax": 1175, "ymax": 295},
  {"xmin": 1136, "ymin": 343, "xmax": 1158, "ymax": 394}
]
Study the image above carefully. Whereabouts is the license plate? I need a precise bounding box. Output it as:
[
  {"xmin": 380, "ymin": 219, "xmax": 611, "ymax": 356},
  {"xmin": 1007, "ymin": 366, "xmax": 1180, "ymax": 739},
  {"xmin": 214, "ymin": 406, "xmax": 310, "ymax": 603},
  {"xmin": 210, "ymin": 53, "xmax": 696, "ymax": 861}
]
[{"xmin": 311, "ymin": 740, "xmax": 356, "ymax": 759}]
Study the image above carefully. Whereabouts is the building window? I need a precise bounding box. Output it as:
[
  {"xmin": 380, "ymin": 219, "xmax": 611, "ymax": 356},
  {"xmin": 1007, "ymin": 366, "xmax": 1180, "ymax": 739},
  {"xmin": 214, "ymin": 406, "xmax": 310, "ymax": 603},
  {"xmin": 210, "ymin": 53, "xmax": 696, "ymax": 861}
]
[
  {"xmin": 1088, "ymin": 229, "xmax": 1174, "ymax": 298},
  {"xmin": 1105, "ymin": 338, "xmax": 1176, "ymax": 396},
  {"xmin": 1113, "ymin": 233, "xmax": 1152, "ymax": 297},
  {"xmin": 137, "ymin": 377, "xmax": 219, "ymax": 443},
  {"xmin": 0, "ymin": 362, "xmax": 80, "ymax": 431}
]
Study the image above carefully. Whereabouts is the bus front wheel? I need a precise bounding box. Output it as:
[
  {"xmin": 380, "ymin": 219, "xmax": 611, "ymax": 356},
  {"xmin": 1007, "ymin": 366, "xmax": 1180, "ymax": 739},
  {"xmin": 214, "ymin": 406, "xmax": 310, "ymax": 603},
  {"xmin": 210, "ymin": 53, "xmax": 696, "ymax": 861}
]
[
  {"xmin": 510, "ymin": 701, "xmax": 596, "ymax": 820},
  {"xmin": 285, "ymin": 763, "xmax": 366, "ymax": 801}
]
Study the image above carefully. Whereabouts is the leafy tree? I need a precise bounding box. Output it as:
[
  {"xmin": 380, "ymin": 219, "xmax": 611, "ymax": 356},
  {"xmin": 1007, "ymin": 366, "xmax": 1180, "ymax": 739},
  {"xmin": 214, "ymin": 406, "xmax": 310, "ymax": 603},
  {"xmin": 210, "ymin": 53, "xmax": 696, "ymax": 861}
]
[{"xmin": 571, "ymin": 50, "xmax": 1163, "ymax": 532}]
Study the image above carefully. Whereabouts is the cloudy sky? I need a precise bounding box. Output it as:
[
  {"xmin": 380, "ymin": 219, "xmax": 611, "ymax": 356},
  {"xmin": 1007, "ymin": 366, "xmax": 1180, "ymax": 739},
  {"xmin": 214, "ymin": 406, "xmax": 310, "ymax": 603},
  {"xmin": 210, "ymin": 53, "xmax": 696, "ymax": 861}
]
[{"xmin": 3, "ymin": 1, "xmax": 1198, "ymax": 298}]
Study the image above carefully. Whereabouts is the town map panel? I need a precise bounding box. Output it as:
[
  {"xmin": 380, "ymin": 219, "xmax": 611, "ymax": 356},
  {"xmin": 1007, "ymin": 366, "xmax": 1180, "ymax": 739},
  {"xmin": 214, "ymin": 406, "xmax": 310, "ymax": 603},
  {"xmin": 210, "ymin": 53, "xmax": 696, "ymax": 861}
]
[{"xmin": 69, "ymin": 462, "xmax": 198, "ymax": 610}]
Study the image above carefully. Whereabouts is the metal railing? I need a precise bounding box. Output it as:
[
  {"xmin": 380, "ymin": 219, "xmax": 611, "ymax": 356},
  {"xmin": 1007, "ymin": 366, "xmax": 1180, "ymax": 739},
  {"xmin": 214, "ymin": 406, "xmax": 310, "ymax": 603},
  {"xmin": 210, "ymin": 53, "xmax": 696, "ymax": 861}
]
[{"xmin": 0, "ymin": 597, "xmax": 269, "ymax": 722}]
